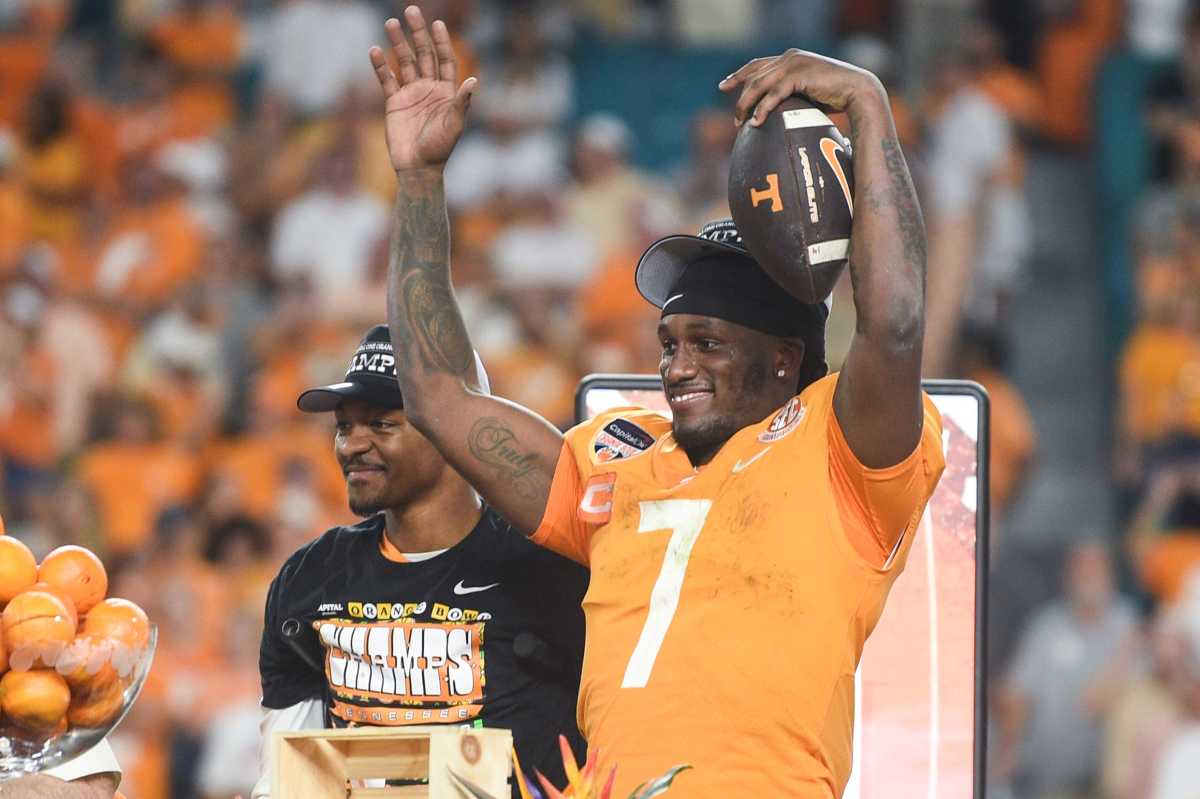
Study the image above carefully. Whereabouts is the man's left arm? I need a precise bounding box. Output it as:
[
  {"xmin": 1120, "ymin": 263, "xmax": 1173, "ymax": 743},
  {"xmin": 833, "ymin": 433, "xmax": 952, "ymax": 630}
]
[{"xmin": 723, "ymin": 52, "xmax": 926, "ymax": 467}]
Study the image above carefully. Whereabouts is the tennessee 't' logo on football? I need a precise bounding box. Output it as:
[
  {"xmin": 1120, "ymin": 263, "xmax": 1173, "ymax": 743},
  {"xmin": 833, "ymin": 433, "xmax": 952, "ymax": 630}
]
[{"xmin": 749, "ymin": 173, "xmax": 783, "ymax": 213}]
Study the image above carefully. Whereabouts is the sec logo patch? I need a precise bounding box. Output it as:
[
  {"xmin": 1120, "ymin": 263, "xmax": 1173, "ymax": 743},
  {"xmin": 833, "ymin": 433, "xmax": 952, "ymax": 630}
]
[{"xmin": 759, "ymin": 398, "xmax": 806, "ymax": 443}]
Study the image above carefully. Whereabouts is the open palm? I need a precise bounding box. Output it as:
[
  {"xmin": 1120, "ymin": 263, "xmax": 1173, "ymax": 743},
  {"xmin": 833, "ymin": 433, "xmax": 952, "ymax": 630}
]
[{"xmin": 369, "ymin": 7, "xmax": 477, "ymax": 173}]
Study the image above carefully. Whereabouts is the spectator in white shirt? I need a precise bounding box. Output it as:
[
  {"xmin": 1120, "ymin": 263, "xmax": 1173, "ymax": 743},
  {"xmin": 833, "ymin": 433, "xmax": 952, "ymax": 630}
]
[
  {"xmin": 442, "ymin": 8, "xmax": 572, "ymax": 210},
  {"xmin": 1153, "ymin": 571, "xmax": 1200, "ymax": 799},
  {"xmin": 269, "ymin": 140, "xmax": 388, "ymax": 320},
  {"xmin": 258, "ymin": 0, "xmax": 378, "ymax": 118}
]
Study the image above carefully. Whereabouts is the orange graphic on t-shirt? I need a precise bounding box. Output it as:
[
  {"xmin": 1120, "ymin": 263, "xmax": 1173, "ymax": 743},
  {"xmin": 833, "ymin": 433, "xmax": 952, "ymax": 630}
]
[{"xmin": 330, "ymin": 699, "xmax": 482, "ymax": 727}]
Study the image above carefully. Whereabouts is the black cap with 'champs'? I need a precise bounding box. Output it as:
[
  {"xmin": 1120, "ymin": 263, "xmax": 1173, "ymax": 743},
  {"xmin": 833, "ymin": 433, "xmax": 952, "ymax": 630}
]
[
  {"xmin": 297, "ymin": 325, "xmax": 404, "ymax": 413},
  {"xmin": 297, "ymin": 325, "xmax": 492, "ymax": 413}
]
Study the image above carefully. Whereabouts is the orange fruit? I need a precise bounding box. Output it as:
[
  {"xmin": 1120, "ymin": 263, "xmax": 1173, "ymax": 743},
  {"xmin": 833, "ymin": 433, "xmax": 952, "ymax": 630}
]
[
  {"xmin": 38, "ymin": 546, "xmax": 107, "ymax": 615},
  {"xmin": 28, "ymin": 582, "xmax": 78, "ymax": 628},
  {"xmin": 67, "ymin": 674, "xmax": 123, "ymax": 728},
  {"xmin": 58, "ymin": 633, "xmax": 118, "ymax": 693},
  {"xmin": 0, "ymin": 624, "xmax": 7, "ymax": 674},
  {"xmin": 0, "ymin": 669, "xmax": 70, "ymax": 733},
  {"xmin": 2, "ymin": 590, "xmax": 76, "ymax": 659},
  {"xmin": 82, "ymin": 598, "xmax": 149, "ymax": 650},
  {"xmin": 0, "ymin": 537, "xmax": 37, "ymax": 604}
]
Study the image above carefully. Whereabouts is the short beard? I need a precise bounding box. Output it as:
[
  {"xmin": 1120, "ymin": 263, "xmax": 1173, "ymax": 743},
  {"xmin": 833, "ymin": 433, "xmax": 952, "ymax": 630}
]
[
  {"xmin": 674, "ymin": 415, "xmax": 743, "ymax": 465},
  {"xmin": 348, "ymin": 492, "xmax": 389, "ymax": 517}
]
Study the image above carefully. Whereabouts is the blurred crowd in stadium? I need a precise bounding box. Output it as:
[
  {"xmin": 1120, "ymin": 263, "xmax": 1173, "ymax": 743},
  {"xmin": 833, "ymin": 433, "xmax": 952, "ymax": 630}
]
[{"xmin": 0, "ymin": 0, "xmax": 1197, "ymax": 797}]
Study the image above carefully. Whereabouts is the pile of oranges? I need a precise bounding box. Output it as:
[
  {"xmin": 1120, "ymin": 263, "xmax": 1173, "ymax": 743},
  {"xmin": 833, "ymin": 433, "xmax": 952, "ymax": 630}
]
[{"xmin": 0, "ymin": 534, "xmax": 149, "ymax": 739}]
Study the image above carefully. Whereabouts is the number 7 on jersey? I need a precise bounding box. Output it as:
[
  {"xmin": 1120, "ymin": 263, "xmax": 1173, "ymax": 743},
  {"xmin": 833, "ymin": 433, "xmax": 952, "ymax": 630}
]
[{"xmin": 621, "ymin": 499, "xmax": 713, "ymax": 688}]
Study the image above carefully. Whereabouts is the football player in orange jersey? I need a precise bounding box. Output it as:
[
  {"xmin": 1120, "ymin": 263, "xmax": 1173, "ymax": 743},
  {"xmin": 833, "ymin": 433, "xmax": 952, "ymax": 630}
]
[{"xmin": 371, "ymin": 6, "xmax": 945, "ymax": 796}]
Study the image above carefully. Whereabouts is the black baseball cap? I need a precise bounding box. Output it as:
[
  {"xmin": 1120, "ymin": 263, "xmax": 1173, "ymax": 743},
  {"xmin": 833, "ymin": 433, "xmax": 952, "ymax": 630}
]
[
  {"xmin": 635, "ymin": 219, "xmax": 831, "ymax": 381},
  {"xmin": 297, "ymin": 325, "xmax": 404, "ymax": 413},
  {"xmin": 635, "ymin": 218, "xmax": 833, "ymax": 319}
]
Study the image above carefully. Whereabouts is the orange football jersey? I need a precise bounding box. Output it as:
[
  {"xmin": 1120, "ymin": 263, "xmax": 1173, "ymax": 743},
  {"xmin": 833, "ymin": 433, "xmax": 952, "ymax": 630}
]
[{"xmin": 532, "ymin": 373, "xmax": 945, "ymax": 797}]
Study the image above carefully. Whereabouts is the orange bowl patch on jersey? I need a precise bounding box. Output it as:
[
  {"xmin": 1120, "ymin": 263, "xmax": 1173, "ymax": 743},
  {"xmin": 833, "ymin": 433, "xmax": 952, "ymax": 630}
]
[{"xmin": 592, "ymin": 418, "xmax": 656, "ymax": 464}]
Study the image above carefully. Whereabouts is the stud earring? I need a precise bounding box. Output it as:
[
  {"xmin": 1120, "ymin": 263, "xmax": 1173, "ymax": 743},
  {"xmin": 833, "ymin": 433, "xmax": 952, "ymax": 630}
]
[{"xmin": 776, "ymin": 369, "xmax": 786, "ymax": 378}]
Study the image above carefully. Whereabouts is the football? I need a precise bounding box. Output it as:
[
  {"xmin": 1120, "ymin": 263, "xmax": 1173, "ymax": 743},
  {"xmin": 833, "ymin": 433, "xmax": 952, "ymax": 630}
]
[{"xmin": 728, "ymin": 95, "xmax": 855, "ymax": 304}]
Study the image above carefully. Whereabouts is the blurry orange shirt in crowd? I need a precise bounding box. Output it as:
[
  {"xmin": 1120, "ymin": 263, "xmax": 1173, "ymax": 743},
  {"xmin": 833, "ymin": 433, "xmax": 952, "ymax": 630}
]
[
  {"xmin": 149, "ymin": 6, "xmax": 244, "ymax": 142},
  {"xmin": 577, "ymin": 246, "xmax": 661, "ymax": 371},
  {"xmin": 128, "ymin": 557, "xmax": 229, "ymax": 670},
  {"xmin": 145, "ymin": 373, "xmax": 220, "ymax": 447},
  {"xmin": 1119, "ymin": 323, "xmax": 1200, "ymax": 443},
  {"xmin": 18, "ymin": 133, "xmax": 89, "ymax": 242},
  {"xmin": 969, "ymin": 367, "xmax": 1036, "ymax": 512},
  {"xmin": 50, "ymin": 238, "xmax": 141, "ymax": 363},
  {"xmin": 1035, "ymin": 0, "xmax": 1121, "ymax": 147},
  {"xmin": 91, "ymin": 198, "xmax": 205, "ymax": 310},
  {"xmin": 489, "ymin": 346, "xmax": 579, "ymax": 427},
  {"xmin": 71, "ymin": 97, "xmax": 121, "ymax": 199},
  {"xmin": 166, "ymin": 85, "xmax": 235, "ymax": 142},
  {"xmin": 75, "ymin": 443, "xmax": 199, "ymax": 556},
  {"xmin": 0, "ymin": 344, "xmax": 59, "ymax": 468},
  {"xmin": 204, "ymin": 423, "xmax": 344, "ymax": 524},
  {"xmin": 149, "ymin": 7, "xmax": 242, "ymax": 72},
  {"xmin": 1139, "ymin": 533, "xmax": 1200, "ymax": 602},
  {"xmin": 0, "ymin": 178, "xmax": 32, "ymax": 271},
  {"xmin": 0, "ymin": 38, "xmax": 50, "ymax": 128}
]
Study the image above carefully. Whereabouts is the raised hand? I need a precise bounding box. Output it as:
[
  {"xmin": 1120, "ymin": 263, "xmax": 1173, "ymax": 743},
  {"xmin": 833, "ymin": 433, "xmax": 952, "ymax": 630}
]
[
  {"xmin": 369, "ymin": 6, "xmax": 477, "ymax": 174},
  {"xmin": 718, "ymin": 49, "xmax": 883, "ymax": 128}
]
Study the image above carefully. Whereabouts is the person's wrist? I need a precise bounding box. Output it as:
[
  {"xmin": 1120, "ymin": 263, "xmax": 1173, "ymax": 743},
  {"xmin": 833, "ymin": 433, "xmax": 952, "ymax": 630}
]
[
  {"xmin": 847, "ymin": 74, "xmax": 888, "ymax": 116},
  {"xmin": 845, "ymin": 76, "xmax": 890, "ymax": 137},
  {"xmin": 394, "ymin": 165, "xmax": 445, "ymax": 183}
]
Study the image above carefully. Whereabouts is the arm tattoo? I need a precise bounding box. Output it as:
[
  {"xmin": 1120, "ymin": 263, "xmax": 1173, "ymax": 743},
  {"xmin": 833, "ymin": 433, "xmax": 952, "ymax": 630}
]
[
  {"xmin": 468, "ymin": 417, "xmax": 551, "ymax": 500},
  {"xmin": 846, "ymin": 131, "xmax": 926, "ymax": 336},
  {"xmin": 387, "ymin": 174, "xmax": 474, "ymax": 377},
  {"xmin": 879, "ymin": 138, "xmax": 927, "ymax": 274}
]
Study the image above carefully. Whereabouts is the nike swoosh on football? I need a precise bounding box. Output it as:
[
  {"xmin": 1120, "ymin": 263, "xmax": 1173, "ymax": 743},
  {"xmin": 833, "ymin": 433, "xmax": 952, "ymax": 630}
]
[
  {"xmin": 453, "ymin": 580, "xmax": 501, "ymax": 595},
  {"xmin": 732, "ymin": 447, "xmax": 771, "ymax": 473},
  {"xmin": 663, "ymin": 293, "xmax": 684, "ymax": 308}
]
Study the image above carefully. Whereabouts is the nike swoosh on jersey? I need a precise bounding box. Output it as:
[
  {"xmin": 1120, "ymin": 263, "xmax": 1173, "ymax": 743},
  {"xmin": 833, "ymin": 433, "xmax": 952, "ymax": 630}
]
[
  {"xmin": 732, "ymin": 447, "xmax": 772, "ymax": 473},
  {"xmin": 453, "ymin": 580, "xmax": 501, "ymax": 595}
]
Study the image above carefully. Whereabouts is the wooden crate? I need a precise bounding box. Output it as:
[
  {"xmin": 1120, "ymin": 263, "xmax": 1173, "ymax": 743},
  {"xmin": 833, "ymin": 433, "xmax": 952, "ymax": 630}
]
[{"xmin": 272, "ymin": 725, "xmax": 513, "ymax": 798}]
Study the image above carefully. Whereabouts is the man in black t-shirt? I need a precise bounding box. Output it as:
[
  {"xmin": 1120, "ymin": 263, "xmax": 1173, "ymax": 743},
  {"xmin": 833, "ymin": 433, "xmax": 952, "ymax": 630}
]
[{"xmin": 253, "ymin": 325, "xmax": 587, "ymax": 798}]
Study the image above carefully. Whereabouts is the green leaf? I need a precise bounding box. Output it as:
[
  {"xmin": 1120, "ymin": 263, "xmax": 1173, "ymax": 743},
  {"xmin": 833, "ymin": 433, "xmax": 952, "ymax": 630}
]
[{"xmin": 628, "ymin": 765, "xmax": 692, "ymax": 799}]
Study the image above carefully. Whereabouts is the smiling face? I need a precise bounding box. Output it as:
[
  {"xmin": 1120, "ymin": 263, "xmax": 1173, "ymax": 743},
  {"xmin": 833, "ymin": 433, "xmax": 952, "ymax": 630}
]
[
  {"xmin": 334, "ymin": 399, "xmax": 448, "ymax": 516},
  {"xmin": 658, "ymin": 314, "xmax": 802, "ymax": 465}
]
